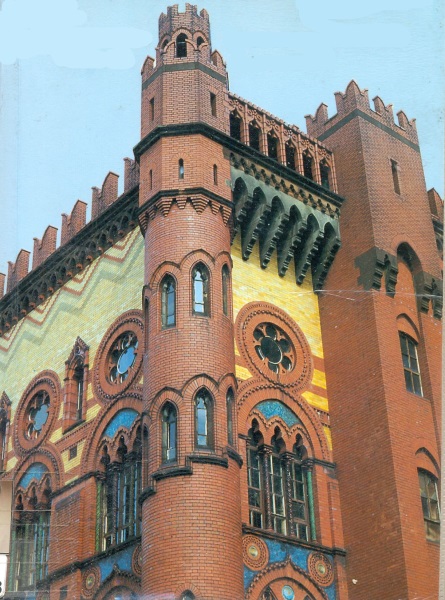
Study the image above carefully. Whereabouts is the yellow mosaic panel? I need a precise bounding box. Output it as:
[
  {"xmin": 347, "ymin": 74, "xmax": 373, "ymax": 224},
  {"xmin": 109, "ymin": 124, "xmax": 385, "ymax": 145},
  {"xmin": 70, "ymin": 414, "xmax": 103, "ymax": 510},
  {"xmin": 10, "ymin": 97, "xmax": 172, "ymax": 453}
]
[
  {"xmin": 231, "ymin": 235, "xmax": 330, "ymax": 418},
  {"xmin": 0, "ymin": 229, "xmax": 144, "ymax": 465}
]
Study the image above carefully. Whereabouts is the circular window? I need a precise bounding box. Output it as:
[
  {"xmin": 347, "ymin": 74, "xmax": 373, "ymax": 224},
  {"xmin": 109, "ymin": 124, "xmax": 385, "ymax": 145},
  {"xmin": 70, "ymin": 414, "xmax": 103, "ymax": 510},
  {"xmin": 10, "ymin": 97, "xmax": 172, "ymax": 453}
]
[
  {"xmin": 94, "ymin": 310, "xmax": 144, "ymax": 400},
  {"xmin": 107, "ymin": 332, "xmax": 139, "ymax": 385},
  {"xmin": 25, "ymin": 391, "xmax": 50, "ymax": 440},
  {"xmin": 235, "ymin": 302, "xmax": 312, "ymax": 390},
  {"xmin": 13, "ymin": 371, "xmax": 60, "ymax": 455},
  {"xmin": 253, "ymin": 323, "xmax": 294, "ymax": 374}
]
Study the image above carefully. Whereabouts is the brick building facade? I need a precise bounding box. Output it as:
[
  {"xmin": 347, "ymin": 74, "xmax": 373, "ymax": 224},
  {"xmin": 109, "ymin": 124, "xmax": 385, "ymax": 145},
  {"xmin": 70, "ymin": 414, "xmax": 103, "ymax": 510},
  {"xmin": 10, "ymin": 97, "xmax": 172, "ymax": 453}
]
[{"xmin": 0, "ymin": 5, "xmax": 442, "ymax": 600}]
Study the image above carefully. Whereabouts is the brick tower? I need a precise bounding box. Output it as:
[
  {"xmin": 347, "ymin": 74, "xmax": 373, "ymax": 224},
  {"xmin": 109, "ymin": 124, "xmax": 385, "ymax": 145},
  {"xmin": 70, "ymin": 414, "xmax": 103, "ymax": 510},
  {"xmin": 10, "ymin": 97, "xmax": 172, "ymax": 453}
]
[
  {"xmin": 306, "ymin": 82, "xmax": 442, "ymax": 599},
  {"xmin": 135, "ymin": 5, "xmax": 244, "ymax": 599}
]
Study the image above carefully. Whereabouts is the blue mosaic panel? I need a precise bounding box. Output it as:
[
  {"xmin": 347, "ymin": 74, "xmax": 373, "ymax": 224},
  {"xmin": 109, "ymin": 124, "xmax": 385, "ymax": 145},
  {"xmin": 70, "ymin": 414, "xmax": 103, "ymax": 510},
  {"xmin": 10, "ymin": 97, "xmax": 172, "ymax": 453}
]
[
  {"xmin": 98, "ymin": 543, "xmax": 135, "ymax": 581},
  {"xmin": 244, "ymin": 537, "xmax": 336, "ymax": 600},
  {"xmin": 255, "ymin": 401, "xmax": 300, "ymax": 427},
  {"xmin": 18, "ymin": 462, "xmax": 48, "ymax": 489},
  {"xmin": 104, "ymin": 408, "xmax": 139, "ymax": 439}
]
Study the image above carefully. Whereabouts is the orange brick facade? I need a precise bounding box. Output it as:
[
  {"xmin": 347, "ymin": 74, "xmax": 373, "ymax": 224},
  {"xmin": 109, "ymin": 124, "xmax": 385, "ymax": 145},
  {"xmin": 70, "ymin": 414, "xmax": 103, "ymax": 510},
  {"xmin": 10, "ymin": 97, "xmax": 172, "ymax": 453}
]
[{"xmin": 0, "ymin": 5, "xmax": 441, "ymax": 600}]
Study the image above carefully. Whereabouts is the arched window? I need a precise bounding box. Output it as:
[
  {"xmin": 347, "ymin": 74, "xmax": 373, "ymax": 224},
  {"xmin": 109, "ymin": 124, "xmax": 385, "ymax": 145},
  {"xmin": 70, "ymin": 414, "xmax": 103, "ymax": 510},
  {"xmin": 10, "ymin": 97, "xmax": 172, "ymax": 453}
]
[
  {"xmin": 195, "ymin": 389, "xmax": 213, "ymax": 448},
  {"xmin": 249, "ymin": 122, "xmax": 261, "ymax": 152},
  {"xmin": 99, "ymin": 428, "xmax": 142, "ymax": 550},
  {"xmin": 222, "ymin": 264, "xmax": 230, "ymax": 316},
  {"xmin": 178, "ymin": 159, "xmax": 184, "ymax": 179},
  {"xmin": 73, "ymin": 364, "xmax": 84, "ymax": 421},
  {"xmin": 230, "ymin": 112, "xmax": 242, "ymax": 141},
  {"xmin": 247, "ymin": 423, "xmax": 314, "ymax": 541},
  {"xmin": 63, "ymin": 337, "xmax": 89, "ymax": 431},
  {"xmin": 320, "ymin": 160, "xmax": 330, "ymax": 189},
  {"xmin": 181, "ymin": 592, "xmax": 195, "ymax": 600},
  {"xmin": 10, "ymin": 470, "xmax": 51, "ymax": 592},
  {"xmin": 267, "ymin": 132, "xmax": 278, "ymax": 160},
  {"xmin": 391, "ymin": 159, "xmax": 401, "ymax": 195},
  {"xmin": 0, "ymin": 392, "xmax": 11, "ymax": 471},
  {"xmin": 226, "ymin": 387, "xmax": 234, "ymax": 446},
  {"xmin": 176, "ymin": 33, "xmax": 188, "ymax": 58},
  {"xmin": 162, "ymin": 403, "xmax": 177, "ymax": 462},
  {"xmin": 161, "ymin": 275, "xmax": 176, "ymax": 328},
  {"xmin": 197, "ymin": 36, "xmax": 205, "ymax": 48},
  {"xmin": 418, "ymin": 470, "xmax": 440, "ymax": 541},
  {"xmin": 285, "ymin": 142, "xmax": 296, "ymax": 169},
  {"xmin": 399, "ymin": 332, "xmax": 423, "ymax": 396},
  {"xmin": 213, "ymin": 164, "xmax": 218, "ymax": 185},
  {"xmin": 302, "ymin": 151, "xmax": 313, "ymax": 180},
  {"xmin": 192, "ymin": 263, "xmax": 210, "ymax": 315}
]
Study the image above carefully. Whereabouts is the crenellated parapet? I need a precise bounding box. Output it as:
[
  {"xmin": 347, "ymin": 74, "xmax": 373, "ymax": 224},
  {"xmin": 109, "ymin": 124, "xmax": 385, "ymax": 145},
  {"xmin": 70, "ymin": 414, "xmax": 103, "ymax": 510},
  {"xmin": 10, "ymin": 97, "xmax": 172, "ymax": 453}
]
[
  {"xmin": 0, "ymin": 159, "xmax": 140, "ymax": 336},
  {"xmin": 32, "ymin": 226, "xmax": 58, "ymax": 270},
  {"xmin": 91, "ymin": 172, "xmax": 119, "ymax": 220},
  {"xmin": 159, "ymin": 4, "xmax": 210, "ymax": 40},
  {"xmin": 61, "ymin": 200, "xmax": 87, "ymax": 245},
  {"xmin": 305, "ymin": 80, "xmax": 418, "ymax": 147},
  {"xmin": 228, "ymin": 93, "xmax": 338, "ymax": 194},
  {"xmin": 7, "ymin": 250, "xmax": 30, "ymax": 294}
]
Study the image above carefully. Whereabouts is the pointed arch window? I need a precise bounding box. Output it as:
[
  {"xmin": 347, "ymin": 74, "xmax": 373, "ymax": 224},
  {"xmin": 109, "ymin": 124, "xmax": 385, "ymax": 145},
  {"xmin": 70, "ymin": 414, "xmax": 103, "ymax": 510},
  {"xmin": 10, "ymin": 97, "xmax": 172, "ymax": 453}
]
[
  {"xmin": 249, "ymin": 122, "xmax": 261, "ymax": 152},
  {"xmin": 161, "ymin": 275, "xmax": 176, "ymax": 328},
  {"xmin": 63, "ymin": 338, "xmax": 89, "ymax": 432},
  {"xmin": 162, "ymin": 403, "xmax": 177, "ymax": 462},
  {"xmin": 99, "ymin": 429, "xmax": 142, "ymax": 551},
  {"xmin": 320, "ymin": 160, "xmax": 330, "ymax": 189},
  {"xmin": 230, "ymin": 112, "xmax": 242, "ymax": 142},
  {"xmin": 267, "ymin": 133, "xmax": 278, "ymax": 160},
  {"xmin": 222, "ymin": 264, "xmax": 230, "ymax": 316},
  {"xmin": 302, "ymin": 151, "xmax": 313, "ymax": 180},
  {"xmin": 418, "ymin": 470, "xmax": 440, "ymax": 541},
  {"xmin": 247, "ymin": 423, "xmax": 314, "ymax": 541},
  {"xmin": 10, "ymin": 475, "xmax": 51, "ymax": 592},
  {"xmin": 0, "ymin": 393, "xmax": 11, "ymax": 471},
  {"xmin": 176, "ymin": 33, "xmax": 188, "ymax": 58},
  {"xmin": 195, "ymin": 389, "xmax": 213, "ymax": 449},
  {"xmin": 192, "ymin": 263, "xmax": 210, "ymax": 315},
  {"xmin": 399, "ymin": 332, "xmax": 423, "ymax": 396},
  {"xmin": 285, "ymin": 142, "xmax": 296, "ymax": 170}
]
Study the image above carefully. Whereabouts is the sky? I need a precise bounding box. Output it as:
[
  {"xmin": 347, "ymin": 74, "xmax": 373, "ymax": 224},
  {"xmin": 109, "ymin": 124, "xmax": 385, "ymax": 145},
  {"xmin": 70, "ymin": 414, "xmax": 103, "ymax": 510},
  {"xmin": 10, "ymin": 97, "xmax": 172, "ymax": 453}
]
[{"xmin": 0, "ymin": 0, "xmax": 443, "ymax": 278}]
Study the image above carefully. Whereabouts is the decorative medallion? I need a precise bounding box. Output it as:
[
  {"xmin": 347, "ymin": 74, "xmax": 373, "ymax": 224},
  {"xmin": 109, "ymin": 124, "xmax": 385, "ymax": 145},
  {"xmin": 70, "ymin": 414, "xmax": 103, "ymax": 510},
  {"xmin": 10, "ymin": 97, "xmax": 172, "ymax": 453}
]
[
  {"xmin": 132, "ymin": 543, "xmax": 143, "ymax": 576},
  {"xmin": 242, "ymin": 534, "xmax": 269, "ymax": 571},
  {"xmin": 94, "ymin": 310, "xmax": 144, "ymax": 400},
  {"xmin": 307, "ymin": 552, "xmax": 334, "ymax": 587},
  {"xmin": 235, "ymin": 302, "xmax": 313, "ymax": 390},
  {"xmin": 13, "ymin": 371, "xmax": 60, "ymax": 455},
  {"xmin": 82, "ymin": 565, "xmax": 101, "ymax": 598},
  {"xmin": 281, "ymin": 585, "xmax": 295, "ymax": 600}
]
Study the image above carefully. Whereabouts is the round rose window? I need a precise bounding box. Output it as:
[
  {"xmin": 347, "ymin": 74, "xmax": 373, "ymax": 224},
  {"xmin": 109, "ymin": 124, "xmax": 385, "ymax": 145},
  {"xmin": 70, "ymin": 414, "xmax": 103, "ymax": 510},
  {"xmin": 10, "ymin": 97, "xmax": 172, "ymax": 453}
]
[
  {"xmin": 26, "ymin": 391, "xmax": 50, "ymax": 440},
  {"xmin": 107, "ymin": 332, "xmax": 139, "ymax": 385},
  {"xmin": 253, "ymin": 323, "xmax": 294, "ymax": 374},
  {"xmin": 93, "ymin": 310, "xmax": 144, "ymax": 400},
  {"xmin": 235, "ymin": 302, "xmax": 313, "ymax": 390}
]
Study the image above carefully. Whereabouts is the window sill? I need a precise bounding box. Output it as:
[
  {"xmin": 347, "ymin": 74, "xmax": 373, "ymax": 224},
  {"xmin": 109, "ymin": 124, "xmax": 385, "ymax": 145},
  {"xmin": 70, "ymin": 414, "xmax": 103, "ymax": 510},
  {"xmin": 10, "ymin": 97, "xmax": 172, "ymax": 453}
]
[{"xmin": 242, "ymin": 524, "xmax": 346, "ymax": 556}]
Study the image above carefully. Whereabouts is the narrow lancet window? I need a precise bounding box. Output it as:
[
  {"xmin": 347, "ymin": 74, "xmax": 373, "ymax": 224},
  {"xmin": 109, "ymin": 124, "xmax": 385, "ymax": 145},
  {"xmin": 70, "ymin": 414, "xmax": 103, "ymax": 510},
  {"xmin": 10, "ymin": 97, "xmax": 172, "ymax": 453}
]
[
  {"xmin": 161, "ymin": 275, "xmax": 176, "ymax": 328},
  {"xmin": 192, "ymin": 264, "xmax": 209, "ymax": 315},
  {"xmin": 162, "ymin": 403, "xmax": 177, "ymax": 462}
]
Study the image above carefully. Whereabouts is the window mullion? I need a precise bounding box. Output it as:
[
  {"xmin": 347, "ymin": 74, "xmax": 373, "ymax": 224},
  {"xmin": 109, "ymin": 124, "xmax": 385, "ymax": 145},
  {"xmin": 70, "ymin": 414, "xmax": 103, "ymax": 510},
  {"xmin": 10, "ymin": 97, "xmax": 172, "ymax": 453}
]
[
  {"xmin": 282, "ymin": 452, "xmax": 295, "ymax": 537},
  {"xmin": 304, "ymin": 460, "xmax": 317, "ymax": 541},
  {"xmin": 260, "ymin": 445, "xmax": 273, "ymax": 530}
]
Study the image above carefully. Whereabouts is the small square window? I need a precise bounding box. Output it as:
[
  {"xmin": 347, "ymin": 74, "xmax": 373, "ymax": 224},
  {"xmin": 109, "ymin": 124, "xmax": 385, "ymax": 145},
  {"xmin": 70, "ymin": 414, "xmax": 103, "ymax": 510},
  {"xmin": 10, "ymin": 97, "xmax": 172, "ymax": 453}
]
[{"xmin": 69, "ymin": 445, "xmax": 77, "ymax": 460}]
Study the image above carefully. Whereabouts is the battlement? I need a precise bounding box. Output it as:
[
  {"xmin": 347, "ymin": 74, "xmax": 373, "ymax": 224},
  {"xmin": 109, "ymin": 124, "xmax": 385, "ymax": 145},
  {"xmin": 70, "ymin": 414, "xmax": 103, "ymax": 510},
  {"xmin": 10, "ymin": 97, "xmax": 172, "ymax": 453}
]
[
  {"xmin": 0, "ymin": 158, "xmax": 140, "ymax": 302},
  {"xmin": 159, "ymin": 4, "xmax": 210, "ymax": 41},
  {"xmin": 305, "ymin": 80, "xmax": 418, "ymax": 146},
  {"xmin": 228, "ymin": 93, "xmax": 338, "ymax": 193},
  {"xmin": 428, "ymin": 188, "xmax": 444, "ymax": 222}
]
